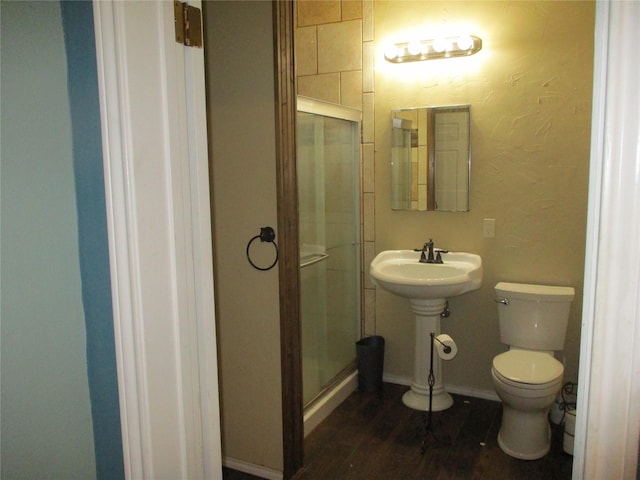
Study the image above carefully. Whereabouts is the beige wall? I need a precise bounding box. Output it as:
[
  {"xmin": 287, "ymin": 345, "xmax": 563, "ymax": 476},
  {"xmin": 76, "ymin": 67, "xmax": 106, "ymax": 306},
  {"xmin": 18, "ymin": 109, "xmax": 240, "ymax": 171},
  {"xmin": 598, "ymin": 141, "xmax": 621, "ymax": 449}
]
[
  {"xmin": 205, "ymin": 1, "xmax": 283, "ymax": 471},
  {"xmin": 374, "ymin": 1, "xmax": 594, "ymax": 392}
]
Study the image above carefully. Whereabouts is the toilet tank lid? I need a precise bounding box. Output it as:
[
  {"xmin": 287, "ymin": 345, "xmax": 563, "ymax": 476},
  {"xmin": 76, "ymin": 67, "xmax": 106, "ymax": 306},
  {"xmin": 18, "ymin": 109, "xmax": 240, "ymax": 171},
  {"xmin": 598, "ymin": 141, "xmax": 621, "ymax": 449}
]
[{"xmin": 495, "ymin": 282, "xmax": 575, "ymax": 302}]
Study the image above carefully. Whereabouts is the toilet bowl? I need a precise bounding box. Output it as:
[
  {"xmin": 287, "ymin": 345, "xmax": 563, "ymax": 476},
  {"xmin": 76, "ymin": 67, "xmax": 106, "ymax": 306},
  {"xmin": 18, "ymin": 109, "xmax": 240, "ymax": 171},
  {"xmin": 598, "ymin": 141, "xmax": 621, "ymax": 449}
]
[
  {"xmin": 492, "ymin": 282, "xmax": 574, "ymax": 460},
  {"xmin": 491, "ymin": 349, "xmax": 564, "ymax": 459}
]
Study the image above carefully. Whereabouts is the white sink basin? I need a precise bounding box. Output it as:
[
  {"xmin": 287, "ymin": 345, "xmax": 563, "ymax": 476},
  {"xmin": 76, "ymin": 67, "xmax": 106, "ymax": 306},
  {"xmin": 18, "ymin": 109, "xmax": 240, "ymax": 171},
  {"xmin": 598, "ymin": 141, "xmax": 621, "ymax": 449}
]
[
  {"xmin": 369, "ymin": 250, "xmax": 482, "ymax": 299},
  {"xmin": 369, "ymin": 249, "xmax": 483, "ymax": 412}
]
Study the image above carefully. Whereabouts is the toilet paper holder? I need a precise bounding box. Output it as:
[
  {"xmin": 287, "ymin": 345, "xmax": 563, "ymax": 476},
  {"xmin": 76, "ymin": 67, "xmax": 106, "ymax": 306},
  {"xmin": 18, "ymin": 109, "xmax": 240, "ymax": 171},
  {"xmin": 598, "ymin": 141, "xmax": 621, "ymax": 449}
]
[
  {"xmin": 421, "ymin": 332, "xmax": 453, "ymax": 451},
  {"xmin": 433, "ymin": 334, "xmax": 452, "ymax": 354}
]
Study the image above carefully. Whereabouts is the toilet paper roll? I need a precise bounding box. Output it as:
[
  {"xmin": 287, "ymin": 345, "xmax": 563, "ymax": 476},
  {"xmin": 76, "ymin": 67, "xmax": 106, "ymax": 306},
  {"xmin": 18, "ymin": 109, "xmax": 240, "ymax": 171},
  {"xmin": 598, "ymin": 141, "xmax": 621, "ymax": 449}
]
[{"xmin": 435, "ymin": 334, "xmax": 458, "ymax": 360}]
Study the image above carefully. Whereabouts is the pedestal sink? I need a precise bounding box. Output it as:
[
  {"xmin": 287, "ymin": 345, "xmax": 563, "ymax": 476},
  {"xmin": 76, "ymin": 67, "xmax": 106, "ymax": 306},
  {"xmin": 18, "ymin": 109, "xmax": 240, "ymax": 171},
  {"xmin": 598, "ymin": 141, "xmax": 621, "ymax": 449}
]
[{"xmin": 369, "ymin": 249, "xmax": 482, "ymax": 411}]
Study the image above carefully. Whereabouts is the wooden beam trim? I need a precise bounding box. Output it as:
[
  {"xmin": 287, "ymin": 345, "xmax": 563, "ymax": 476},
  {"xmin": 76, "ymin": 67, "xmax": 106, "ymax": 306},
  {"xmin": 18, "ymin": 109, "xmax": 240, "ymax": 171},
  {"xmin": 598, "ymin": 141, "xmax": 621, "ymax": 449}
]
[{"xmin": 272, "ymin": 2, "xmax": 303, "ymax": 478}]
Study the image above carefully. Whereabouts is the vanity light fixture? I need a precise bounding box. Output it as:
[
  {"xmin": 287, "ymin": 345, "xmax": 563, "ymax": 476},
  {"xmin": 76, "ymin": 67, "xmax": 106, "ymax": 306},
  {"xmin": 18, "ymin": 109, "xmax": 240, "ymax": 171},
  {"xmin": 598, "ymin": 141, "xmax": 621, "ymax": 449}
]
[{"xmin": 384, "ymin": 35, "xmax": 482, "ymax": 63}]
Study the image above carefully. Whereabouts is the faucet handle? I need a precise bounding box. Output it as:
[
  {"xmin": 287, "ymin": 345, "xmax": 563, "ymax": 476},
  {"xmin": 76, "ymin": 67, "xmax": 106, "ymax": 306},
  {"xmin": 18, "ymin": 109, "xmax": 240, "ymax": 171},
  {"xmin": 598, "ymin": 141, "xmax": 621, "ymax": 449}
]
[
  {"xmin": 414, "ymin": 245, "xmax": 429, "ymax": 262},
  {"xmin": 434, "ymin": 249, "xmax": 448, "ymax": 264}
]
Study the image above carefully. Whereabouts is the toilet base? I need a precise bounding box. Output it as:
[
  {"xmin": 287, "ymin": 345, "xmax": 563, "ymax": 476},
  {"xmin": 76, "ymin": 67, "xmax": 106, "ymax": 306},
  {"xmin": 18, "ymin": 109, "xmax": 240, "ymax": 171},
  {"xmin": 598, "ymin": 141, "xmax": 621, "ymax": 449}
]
[
  {"xmin": 498, "ymin": 403, "xmax": 552, "ymax": 460},
  {"xmin": 498, "ymin": 427, "xmax": 551, "ymax": 460}
]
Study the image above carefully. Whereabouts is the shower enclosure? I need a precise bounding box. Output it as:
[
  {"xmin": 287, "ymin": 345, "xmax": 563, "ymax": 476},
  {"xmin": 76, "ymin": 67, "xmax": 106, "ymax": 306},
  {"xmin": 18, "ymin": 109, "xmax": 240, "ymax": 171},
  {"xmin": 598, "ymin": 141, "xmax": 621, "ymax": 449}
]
[{"xmin": 297, "ymin": 97, "xmax": 362, "ymax": 408}]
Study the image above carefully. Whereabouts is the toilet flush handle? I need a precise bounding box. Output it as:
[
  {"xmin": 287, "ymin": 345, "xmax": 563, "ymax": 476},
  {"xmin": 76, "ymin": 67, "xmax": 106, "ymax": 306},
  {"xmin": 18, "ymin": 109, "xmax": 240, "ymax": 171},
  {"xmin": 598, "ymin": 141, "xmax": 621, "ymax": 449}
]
[{"xmin": 495, "ymin": 298, "xmax": 510, "ymax": 305}]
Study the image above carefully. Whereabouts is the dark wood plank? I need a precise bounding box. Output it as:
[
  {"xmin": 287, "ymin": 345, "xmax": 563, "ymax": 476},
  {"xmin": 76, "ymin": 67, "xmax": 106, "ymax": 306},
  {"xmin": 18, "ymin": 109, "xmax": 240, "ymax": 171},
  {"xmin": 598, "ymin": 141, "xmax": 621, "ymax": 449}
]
[
  {"xmin": 297, "ymin": 384, "xmax": 572, "ymax": 480},
  {"xmin": 225, "ymin": 384, "xmax": 573, "ymax": 480}
]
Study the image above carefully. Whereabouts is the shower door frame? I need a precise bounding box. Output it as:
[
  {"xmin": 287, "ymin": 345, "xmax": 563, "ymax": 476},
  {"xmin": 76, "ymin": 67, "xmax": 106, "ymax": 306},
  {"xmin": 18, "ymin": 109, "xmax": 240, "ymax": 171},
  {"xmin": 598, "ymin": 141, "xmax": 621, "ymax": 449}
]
[{"xmin": 297, "ymin": 96, "xmax": 363, "ymax": 408}]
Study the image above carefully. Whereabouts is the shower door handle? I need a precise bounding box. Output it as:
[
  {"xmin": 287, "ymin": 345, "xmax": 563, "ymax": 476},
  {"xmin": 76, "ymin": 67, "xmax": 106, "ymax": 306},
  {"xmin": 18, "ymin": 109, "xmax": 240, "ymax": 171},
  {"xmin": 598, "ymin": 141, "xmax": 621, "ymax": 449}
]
[{"xmin": 300, "ymin": 253, "xmax": 329, "ymax": 268}]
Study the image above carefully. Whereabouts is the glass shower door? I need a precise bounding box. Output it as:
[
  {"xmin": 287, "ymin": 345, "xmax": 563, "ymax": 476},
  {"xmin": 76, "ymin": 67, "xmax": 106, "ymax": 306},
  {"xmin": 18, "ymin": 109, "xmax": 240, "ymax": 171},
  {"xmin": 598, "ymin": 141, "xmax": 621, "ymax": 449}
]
[{"xmin": 297, "ymin": 99, "xmax": 361, "ymax": 406}]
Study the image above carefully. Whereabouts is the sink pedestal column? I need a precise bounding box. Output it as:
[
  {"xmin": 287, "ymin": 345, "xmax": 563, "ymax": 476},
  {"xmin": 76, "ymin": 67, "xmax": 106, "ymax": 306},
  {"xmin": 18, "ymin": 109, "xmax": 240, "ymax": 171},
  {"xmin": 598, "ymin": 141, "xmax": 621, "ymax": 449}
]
[{"xmin": 402, "ymin": 298, "xmax": 453, "ymax": 412}]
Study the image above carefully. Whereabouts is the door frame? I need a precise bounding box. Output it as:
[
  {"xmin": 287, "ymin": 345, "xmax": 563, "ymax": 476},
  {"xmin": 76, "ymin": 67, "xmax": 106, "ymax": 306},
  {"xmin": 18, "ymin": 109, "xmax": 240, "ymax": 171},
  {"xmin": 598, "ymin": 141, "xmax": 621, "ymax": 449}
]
[
  {"xmin": 93, "ymin": 1, "xmax": 222, "ymax": 477},
  {"xmin": 574, "ymin": 2, "xmax": 640, "ymax": 478},
  {"xmin": 272, "ymin": 2, "xmax": 304, "ymax": 478}
]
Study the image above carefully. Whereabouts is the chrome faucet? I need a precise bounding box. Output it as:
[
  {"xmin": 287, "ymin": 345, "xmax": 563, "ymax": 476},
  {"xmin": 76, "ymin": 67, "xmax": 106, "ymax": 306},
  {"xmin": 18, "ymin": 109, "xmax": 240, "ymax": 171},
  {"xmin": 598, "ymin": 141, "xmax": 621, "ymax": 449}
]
[{"xmin": 416, "ymin": 238, "xmax": 447, "ymax": 264}]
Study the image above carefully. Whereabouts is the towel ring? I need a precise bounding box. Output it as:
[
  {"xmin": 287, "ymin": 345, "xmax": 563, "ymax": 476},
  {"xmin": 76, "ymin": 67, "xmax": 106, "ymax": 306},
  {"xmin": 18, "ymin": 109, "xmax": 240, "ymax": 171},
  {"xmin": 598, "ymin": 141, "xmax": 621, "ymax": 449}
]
[{"xmin": 246, "ymin": 226, "xmax": 279, "ymax": 271}]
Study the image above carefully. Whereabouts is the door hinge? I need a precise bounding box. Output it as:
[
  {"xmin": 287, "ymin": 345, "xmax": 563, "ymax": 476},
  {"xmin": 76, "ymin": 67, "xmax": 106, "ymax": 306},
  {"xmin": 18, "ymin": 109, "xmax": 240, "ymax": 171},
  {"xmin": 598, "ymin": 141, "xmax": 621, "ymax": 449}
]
[{"xmin": 174, "ymin": 1, "xmax": 202, "ymax": 48}]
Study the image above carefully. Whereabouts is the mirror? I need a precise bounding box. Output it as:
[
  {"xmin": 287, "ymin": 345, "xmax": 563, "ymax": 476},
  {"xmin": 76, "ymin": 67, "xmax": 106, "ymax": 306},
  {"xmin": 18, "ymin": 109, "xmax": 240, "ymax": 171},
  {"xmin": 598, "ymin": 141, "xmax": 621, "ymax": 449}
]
[{"xmin": 391, "ymin": 105, "xmax": 470, "ymax": 211}]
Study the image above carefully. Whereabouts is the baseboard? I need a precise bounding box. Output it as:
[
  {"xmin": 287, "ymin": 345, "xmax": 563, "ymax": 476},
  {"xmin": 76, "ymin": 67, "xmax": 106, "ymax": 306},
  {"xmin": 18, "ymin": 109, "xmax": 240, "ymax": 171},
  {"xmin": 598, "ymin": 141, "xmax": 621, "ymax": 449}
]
[
  {"xmin": 223, "ymin": 457, "xmax": 283, "ymax": 480},
  {"xmin": 446, "ymin": 384, "xmax": 500, "ymax": 402},
  {"xmin": 382, "ymin": 373, "xmax": 500, "ymax": 402},
  {"xmin": 382, "ymin": 373, "xmax": 412, "ymax": 386},
  {"xmin": 303, "ymin": 370, "xmax": 358, "ymax": 437}
]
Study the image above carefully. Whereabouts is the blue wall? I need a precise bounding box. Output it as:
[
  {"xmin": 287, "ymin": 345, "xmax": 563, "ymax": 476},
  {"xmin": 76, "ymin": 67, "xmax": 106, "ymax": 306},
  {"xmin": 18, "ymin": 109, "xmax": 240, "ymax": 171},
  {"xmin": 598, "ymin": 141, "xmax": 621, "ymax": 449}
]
[
  {"xmin": 60, "ymin": 2, "xmax": 124, "ymax": 478},
  {"xmin": 1, "ymin": 2, "xmax": 97, "ymax": 477},
  {"xmin": 1, "ymin": 2, "xmax": 123, "ymax": 478}
]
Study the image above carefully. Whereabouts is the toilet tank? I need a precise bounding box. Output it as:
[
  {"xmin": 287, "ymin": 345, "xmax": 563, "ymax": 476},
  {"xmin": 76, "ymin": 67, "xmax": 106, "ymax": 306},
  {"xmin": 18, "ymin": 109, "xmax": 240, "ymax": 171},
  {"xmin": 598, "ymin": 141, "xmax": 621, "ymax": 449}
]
[{"xmin": 495, "ymin": 282, "xmax": 575, "ymax": 351}]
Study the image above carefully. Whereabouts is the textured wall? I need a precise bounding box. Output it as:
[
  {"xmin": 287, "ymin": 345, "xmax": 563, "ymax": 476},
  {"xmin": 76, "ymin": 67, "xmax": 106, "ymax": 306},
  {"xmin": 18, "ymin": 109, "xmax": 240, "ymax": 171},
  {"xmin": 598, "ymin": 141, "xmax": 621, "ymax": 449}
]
[{"xmin": 373, "ymin": 1, "xmax": 594, "ymax": 393}]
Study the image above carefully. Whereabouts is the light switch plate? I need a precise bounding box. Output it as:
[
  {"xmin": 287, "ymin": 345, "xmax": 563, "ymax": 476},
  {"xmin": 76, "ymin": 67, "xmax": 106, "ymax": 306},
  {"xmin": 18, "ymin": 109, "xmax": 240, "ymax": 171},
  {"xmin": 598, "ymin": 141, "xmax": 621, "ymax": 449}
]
[{"xmin": 483, "ymin": 218, "xmax": 496, "ymax": 238}]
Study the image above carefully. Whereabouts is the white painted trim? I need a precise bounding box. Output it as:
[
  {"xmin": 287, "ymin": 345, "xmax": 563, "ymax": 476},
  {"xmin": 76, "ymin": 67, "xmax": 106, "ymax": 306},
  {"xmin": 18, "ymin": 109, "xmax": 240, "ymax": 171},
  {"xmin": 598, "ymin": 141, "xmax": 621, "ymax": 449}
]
[
  {"xmin": 382, "ymin": 373, "xmax": 413, "ymax": 387},
  {"xmin": 93, "ymin": 1, "xmax": 221, "ymax": 478},
  {"xmin": 576, "ymin": 2, "xmax": 640, "ymax": 478},
  {"xmin": 223, "ymin": 458, "xmax": 283, "ymax": 480},
  {"xmin": 573, "ymin": 2, "xmax": 608, "ymax": 476},
  {"xmin": 383, "ymin": 374, "xmax": 500, "ymax": 402},
  {"xmin": 181, "ymin": 2, "xmax": 223, "ymax": 476},
  {"xmin": 303, "ymin": 371, "xmax": 359, "ymax": 437},
  {"xmin": 297, "ymin": 96, "xmax": 362, "ymax": 122},
  {"xmin": 93, "ymin": 4, "xmax": 145, "ymax": 476},
  {"xmin": 445, "ymin": 384, "xmax": 500, "ymax": 403}
]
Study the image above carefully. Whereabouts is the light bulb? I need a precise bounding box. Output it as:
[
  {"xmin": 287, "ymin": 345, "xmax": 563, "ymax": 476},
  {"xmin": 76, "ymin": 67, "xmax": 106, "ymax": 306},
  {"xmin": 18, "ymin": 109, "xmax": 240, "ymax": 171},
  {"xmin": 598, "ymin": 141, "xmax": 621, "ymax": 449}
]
[
  {"xmin": 384, "ymin": 44, "xmax": 399, "ymax": 60},
  {"xmin": 407, "ymin": 41, "xmax": 422, "ymax": 56},
  {"xmin": 457, "ymin": 35, "xmax": 473, "ymax": 51},
  {"xmin": 384, "ymin": 34, "xmax": 482, "ymax": 63},
  {"xmin": 432, "ymin": 38, "xmax": 447, "ymax": 53}
]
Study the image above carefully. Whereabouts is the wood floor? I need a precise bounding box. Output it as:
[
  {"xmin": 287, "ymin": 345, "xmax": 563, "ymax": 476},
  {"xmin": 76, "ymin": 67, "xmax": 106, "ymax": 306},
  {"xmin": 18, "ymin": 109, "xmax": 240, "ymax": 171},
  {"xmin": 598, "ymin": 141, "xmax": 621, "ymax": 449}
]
[{"xmin": 224, "ymin": 383, "xmax": 573, "ymax": 480}]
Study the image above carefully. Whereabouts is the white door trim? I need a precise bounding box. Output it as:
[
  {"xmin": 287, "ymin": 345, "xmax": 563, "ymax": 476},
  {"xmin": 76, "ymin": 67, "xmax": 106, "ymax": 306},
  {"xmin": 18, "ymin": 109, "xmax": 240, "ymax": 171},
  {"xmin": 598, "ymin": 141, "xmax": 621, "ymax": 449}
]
[
  {"xmin": 93, "ymin": 1, "xmax": 221, "ymax": 478},
  {"xmin": 576, "ymin": 2, "xmax": 640, "ymax": 478}
]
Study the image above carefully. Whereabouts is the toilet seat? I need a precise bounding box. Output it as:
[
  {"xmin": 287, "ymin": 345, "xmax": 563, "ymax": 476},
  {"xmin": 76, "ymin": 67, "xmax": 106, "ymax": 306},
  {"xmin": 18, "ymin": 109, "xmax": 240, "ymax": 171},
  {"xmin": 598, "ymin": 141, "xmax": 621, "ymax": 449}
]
[{"xmin": 493, "ymin": 350, "xmax": 563, "ymax": 389}]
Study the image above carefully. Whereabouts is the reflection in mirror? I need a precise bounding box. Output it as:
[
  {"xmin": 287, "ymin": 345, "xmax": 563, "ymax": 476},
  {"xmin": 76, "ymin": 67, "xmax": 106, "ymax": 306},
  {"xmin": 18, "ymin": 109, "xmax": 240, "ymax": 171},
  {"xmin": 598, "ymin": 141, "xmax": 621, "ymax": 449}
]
[{"xmin": 391, "ymin": 105, "xmax": 470, "ymax": 211}]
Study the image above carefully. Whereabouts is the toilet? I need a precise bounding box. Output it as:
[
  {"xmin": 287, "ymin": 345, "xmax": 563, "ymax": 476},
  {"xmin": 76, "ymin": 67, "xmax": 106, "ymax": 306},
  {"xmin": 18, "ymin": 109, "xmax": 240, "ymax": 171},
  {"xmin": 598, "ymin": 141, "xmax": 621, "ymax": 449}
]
[{"xmin": 491, "ymin": 282, "xmax": 575, "ymax": 460}]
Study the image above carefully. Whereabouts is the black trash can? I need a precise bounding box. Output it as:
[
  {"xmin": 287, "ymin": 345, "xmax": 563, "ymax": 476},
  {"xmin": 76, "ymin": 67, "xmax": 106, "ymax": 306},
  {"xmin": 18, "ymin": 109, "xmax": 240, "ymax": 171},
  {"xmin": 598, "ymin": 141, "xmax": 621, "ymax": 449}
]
[{"xmin": 356, "ymin": 336, "xmax": 385, "ymax": 392}]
